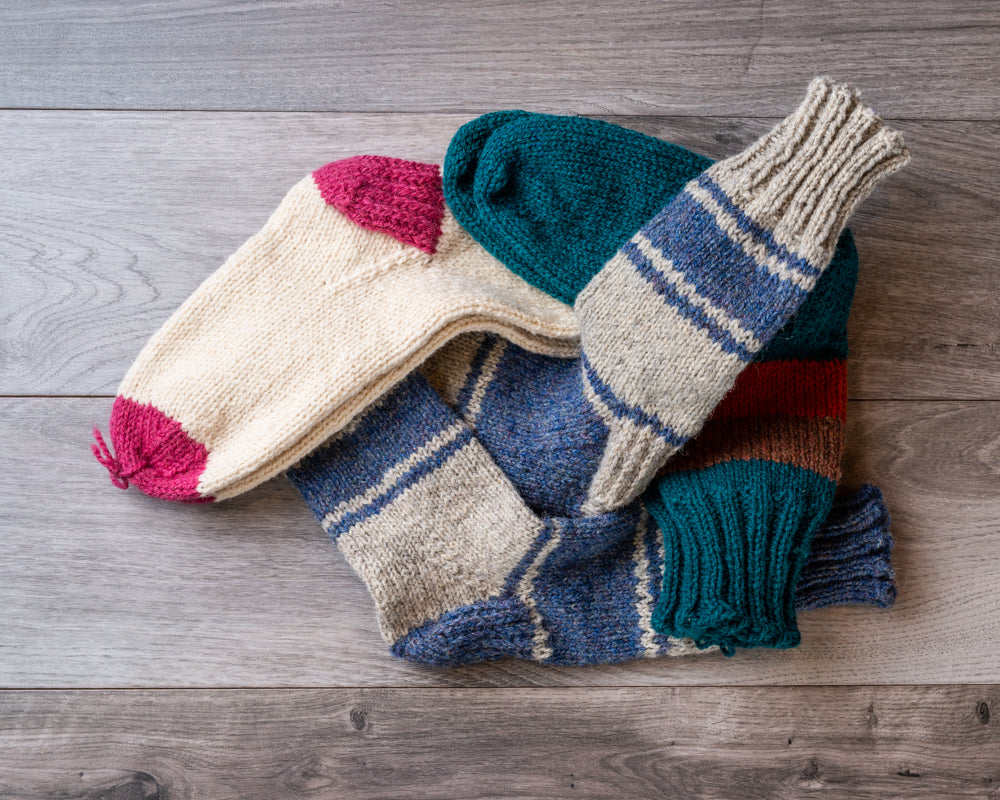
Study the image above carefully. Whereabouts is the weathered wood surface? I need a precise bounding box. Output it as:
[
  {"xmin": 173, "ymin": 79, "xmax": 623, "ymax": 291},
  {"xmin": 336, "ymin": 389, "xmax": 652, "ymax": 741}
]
[
  {"xmin": 2, "ymin": 397, "xmax": 997, "ymax": 688},
  {"xmin": 1, "ymin": 687, "xmax": 997, "ymax": 799},
  {"xmin": 2, "ymin": 0, "xmax": 998, "ymax": 118},
  {"xmin": 2, "ymin": 112, "xmax": 996, "ymax": 399}
]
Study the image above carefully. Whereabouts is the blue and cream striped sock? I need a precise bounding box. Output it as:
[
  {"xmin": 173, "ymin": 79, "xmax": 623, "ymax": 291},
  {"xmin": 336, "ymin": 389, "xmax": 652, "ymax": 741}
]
[
  {"xmin": 569, "ymin": 79, "xmax": 909, "ymax": 513},
  {"xmin": 288, "ymin": 368, "xmax": 895, "ymax": 666}
]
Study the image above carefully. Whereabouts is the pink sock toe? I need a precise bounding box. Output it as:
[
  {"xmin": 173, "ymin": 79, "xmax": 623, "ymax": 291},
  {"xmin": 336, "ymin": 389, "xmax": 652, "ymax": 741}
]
[
  {"xmin": 92, "ymin": 397, "xmax": 213, "ymax": 503},
  {"xmin": 313, "ymin": 155, "xmax": 445, "ymax": 254}
]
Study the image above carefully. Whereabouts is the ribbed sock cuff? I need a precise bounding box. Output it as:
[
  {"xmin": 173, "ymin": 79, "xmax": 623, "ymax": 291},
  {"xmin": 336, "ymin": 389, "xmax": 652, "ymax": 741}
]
[
  {"xmin": 796, "ymin": 484, "xmax": 896, "ymax": 611},
  {"xmin": 647, "ymin": 460, "xmax": 835, "ymax": 655},
  {"xmin": 705, "ymin": 77, "xmax": 910, "ymax": 269}
]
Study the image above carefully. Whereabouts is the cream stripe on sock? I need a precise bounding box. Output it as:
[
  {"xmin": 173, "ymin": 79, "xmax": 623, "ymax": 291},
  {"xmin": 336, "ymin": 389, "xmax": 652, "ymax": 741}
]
[
  {"xmin": 518, "ymin": 523, "xmax": 563, "ymax": 662},
  {"xmin": 631, "ymin": 509, "xmax": 661, "ymax": 658},
  {"xmin": 338, "ymin": 438, "xmax": 544, "ymax": 644},
  {"xmin": 463, "ymin": 337, "xmax": 508, "ymax": 428}
]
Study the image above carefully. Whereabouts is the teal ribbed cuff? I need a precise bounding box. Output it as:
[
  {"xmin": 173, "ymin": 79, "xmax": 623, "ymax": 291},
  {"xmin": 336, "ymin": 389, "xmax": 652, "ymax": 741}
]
[{"xmin": 646, "ymin": 460, "xmax": 836, "ymax": 655}]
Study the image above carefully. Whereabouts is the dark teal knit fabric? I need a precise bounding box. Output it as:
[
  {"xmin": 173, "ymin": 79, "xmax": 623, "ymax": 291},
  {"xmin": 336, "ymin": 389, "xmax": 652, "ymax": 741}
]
[
  {"xmin": 646, "ymin": 462, "xmax": 834, "ymax": 654},
  {"xmin": 444, "ymin": 112, "xmax": 712, "ymax": 305}
]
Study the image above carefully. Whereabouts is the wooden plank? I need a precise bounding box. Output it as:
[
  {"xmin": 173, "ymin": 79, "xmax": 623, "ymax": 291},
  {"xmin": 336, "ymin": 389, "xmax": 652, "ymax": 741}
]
[
  {"xmin": 1, "ymin": 111, "xmax": 996, "ymax": 398},
  {"xmin": 1, "ymin": 1, "xmax": 998, "ymax": 118},
  {"xmin": 1, "ymin": 397, "xmax": 998, "ymax": 688},
  {"xmin": 1, "ymin": 686, "xmax": 997, "ymax": 798}
]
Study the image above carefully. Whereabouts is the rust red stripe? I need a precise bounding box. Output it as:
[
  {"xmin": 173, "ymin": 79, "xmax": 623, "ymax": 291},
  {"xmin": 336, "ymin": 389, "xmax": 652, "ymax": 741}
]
[{"xmin": 710, "ymin": 359, "xmax": 847, "ymax": 423}]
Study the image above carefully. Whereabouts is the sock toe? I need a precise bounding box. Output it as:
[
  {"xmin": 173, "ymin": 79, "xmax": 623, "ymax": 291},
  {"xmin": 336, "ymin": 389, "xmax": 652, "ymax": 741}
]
[{"xmin": 93, "ymin": 396, "xmax": 212, "ymax": 503}]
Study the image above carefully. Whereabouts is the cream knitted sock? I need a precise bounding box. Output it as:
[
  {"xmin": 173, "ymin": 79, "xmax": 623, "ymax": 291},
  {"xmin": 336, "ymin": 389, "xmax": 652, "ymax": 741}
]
[{"xmin": 92, "ymin": 156, "xmax": 578, "ymax": 502}]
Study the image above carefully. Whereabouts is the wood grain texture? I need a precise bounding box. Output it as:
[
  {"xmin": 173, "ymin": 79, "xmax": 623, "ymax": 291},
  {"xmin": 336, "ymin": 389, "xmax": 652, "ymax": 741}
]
[
  {"xmin": 1, "ymin": 687, "xmax": 998, "ymax": 799},
  {"xmin": 2, "ymin": 397, "xmax": 997, "ymax": 688},
  {"xmin": 2, "ymin": 112, "xmax": 996, "ymax": 398},
  {"xmin": 1, "ymin": 0, "xmax": 999, "ymax": 118}
]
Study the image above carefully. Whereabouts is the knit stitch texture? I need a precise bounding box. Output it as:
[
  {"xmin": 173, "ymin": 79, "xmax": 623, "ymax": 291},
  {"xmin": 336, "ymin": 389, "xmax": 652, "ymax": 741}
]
[
  {"xmin": 93, "ymin": 156, "xmax": 580, "ymax": 502},
  {"xmin": 288, "ymin": 365, "xmax": 895, "ymax": 666},
  {"xmin": 442, "ymin": 78, "xmax": 908, "ymax": 648}
]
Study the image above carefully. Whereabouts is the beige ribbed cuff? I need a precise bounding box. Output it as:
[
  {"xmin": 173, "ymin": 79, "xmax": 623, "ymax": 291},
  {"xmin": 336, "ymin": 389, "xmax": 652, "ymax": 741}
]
[{"xmin": 706, "ymin": 77, "xmax": 910, "ymax": 268}]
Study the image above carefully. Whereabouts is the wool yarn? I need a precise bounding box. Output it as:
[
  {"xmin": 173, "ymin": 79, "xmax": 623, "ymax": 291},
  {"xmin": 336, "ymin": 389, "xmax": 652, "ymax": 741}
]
[
  {"xmin": 445, "ymin": 110, "xmax": 711, "ymax": 305},
  {"xmin": 450, "ymin": 78, "xmax": 908, "ymax": 514},
  {"xmin": 646, "ymin": 233, "xmax": 858, "ymax": 652},
  {"xmin": 91, "ymin": 156, "xmax": 579, "ymax": 502},
  {"xmin": 288, "ymin": 366, "xmax": 895, "ymax": 666},
  {"xmin": 442, "ymin": 78, "xmax": 908, "ymax": 649}
]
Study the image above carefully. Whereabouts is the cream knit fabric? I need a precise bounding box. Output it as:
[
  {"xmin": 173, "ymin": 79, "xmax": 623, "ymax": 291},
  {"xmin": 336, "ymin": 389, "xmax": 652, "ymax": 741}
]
[{"xmin": 94, "ymin": 157, "xmax": 578, "ymax": 502}]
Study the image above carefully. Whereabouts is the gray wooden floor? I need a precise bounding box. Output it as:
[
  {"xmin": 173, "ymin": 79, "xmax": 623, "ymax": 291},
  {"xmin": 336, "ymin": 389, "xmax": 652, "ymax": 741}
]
[{"xmin": 2, "ymin": 2, "xmax": 998, "ymax": 797}]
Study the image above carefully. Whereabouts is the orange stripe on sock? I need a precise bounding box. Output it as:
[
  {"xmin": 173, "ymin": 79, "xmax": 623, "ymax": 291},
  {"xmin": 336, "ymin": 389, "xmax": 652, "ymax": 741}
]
[{"xmin": 664, "ymin": 415, "xmax": 845, "ymax": 483}]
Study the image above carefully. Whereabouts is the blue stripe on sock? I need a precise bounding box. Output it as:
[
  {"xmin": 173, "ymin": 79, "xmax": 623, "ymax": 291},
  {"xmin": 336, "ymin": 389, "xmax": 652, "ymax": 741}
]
[
  {"xmin": 582, "ymin": 354, "xmax": 687, "ymax": 446},
  {"xmin": 621, "ymin": 238, "xmax": 756, "ymax": 361},
  {"xmin": 328, "ymin": 427, "xmax": 476, "ymax": 539},
  {"xmin": 695, "ymin": 174, "xmax": 823, "ymax": 278},
  {"xmin": 288, "ymin": 373, "xmax": 461, "ymax": 522},
  {"xmin": 641, "ymin": 193, "xmax": 810, "ymax": 342}
]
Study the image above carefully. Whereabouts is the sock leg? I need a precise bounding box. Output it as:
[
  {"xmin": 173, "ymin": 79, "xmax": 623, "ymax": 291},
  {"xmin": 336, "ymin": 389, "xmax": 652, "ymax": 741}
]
[{"xmin": 572, "ymin": 80, "xmax": 906, "ymax": 513}]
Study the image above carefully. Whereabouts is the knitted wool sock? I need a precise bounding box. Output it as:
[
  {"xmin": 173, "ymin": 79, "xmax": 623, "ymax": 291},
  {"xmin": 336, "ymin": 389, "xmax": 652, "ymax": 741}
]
[
  {"xmin": 447, "ymin": 78, "xmax": 909, "ymax": 513},
  {"xmin": 445, "ymin": 110, "xmax": 711, "ymax": 305},
  {"xmin": 91, "ymin": 156, "xmax": 579, "ymax": 502},
  {"xmin": 288, "ymin": 369, "xmax": 896, "ymax": 666}
]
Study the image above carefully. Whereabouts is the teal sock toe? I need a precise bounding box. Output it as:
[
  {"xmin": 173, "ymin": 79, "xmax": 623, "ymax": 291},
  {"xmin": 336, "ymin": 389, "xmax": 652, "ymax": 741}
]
[
  {"xmin": 647, "ymin": 460, "xmax": 835, "ymax": 651},
  {"xmin": 445, "ymin": 111, "xmax": 711, "ymax": 304},
  {"xmin": 442, "ymin": 109, "xmax": 530, "ymax": 234}
]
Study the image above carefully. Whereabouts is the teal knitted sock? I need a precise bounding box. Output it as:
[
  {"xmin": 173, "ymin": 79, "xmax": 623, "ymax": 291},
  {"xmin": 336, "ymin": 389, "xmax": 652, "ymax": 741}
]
[{"xmin": 445, "ymin": 112, "xmax": 711, "ymax": 305}]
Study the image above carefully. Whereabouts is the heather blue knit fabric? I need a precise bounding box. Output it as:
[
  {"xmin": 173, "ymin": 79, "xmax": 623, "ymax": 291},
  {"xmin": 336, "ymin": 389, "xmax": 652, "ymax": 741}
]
[
  {"xmin": 795, "ymin": 484, "xmax": 896, "ymax": 611},
  {"xmin": 288, "ymin": 366, "xmax": 896, "ymax": 667}
]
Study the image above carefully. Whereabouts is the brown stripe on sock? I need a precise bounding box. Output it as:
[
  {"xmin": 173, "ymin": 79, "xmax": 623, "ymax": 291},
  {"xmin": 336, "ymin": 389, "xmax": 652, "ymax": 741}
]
[{"xmin": 662, "ymin": 415, "xmax": 844, "ymax": 482}]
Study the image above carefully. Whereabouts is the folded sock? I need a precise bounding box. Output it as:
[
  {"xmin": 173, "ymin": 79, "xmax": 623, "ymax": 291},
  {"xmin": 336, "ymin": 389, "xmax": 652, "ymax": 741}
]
[
  {"xmin": 288, "ymin": 369, "xmax": 896, "ymax": 666},
  {"xmin": 91, "ymin": 156, "xmax": 579, "ymax": 502}
]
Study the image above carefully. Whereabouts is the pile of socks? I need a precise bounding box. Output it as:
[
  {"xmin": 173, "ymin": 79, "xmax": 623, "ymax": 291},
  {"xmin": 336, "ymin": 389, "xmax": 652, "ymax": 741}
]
[{"xmin": 93, "ymin": 77, "xmax": 908, "ymax": 666}]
